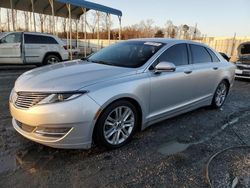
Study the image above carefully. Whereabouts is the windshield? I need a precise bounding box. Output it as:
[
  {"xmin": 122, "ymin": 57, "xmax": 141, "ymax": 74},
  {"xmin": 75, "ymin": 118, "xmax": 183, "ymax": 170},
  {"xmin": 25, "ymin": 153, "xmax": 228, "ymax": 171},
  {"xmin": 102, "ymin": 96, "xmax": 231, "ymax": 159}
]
[
  {"xmin": 240, "ymin": 44, "xmax": 250, "ymax": 55},
  {"xmin": 0, "ymin": 33, "xmax": 6, "ymax": 39},
  {"xmin": 87, "ymin": 41, "xmax": 165, "ymax": 68}
]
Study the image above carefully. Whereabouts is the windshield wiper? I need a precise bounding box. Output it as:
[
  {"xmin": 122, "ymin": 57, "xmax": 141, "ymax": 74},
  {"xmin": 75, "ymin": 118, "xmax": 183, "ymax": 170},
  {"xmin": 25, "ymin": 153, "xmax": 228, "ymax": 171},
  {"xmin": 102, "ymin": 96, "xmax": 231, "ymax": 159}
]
[
  {"xmin": 89, "ymin": 59, "xmax": 112, "ymax": 65},
  {"xmin": 81, "ymin": 57, "xmax": 90, "ymax": 62}
]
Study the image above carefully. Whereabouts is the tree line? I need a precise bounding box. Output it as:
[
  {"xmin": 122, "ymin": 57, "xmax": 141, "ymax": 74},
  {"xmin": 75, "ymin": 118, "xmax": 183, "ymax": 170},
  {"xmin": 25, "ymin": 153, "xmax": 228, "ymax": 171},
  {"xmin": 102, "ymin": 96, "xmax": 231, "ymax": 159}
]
[{"xmin": 0, "ymin": 8, "xmax": 203, "ymax": 40}]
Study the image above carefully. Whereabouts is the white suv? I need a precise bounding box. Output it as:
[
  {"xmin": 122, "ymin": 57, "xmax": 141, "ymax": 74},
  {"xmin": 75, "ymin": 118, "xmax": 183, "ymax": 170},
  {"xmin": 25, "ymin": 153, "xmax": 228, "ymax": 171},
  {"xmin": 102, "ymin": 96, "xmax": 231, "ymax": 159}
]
[{"xmin": 0, "ymin": 32, "xmax": 68, "ymax": 65}]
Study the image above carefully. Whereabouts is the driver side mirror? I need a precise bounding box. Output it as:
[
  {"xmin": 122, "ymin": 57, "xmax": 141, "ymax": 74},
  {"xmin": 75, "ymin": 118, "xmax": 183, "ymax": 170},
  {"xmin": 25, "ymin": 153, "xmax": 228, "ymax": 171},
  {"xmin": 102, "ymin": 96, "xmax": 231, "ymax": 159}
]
[{"xmin": 154, "ymin": 61, "xmax": 176, "ymax": 73}]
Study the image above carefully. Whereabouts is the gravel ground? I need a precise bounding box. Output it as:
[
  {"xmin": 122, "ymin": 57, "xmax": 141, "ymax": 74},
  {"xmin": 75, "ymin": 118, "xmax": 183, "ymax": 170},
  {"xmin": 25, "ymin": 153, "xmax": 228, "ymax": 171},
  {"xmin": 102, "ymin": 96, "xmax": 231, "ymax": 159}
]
[{"xmin": 0, "ymin": 65, "xmax": 250, "ymax": 188}]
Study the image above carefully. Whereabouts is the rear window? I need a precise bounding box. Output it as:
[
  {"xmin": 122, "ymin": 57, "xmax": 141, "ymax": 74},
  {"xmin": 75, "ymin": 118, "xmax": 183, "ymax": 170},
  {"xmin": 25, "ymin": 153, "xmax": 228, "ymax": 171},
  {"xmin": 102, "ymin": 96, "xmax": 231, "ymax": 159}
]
[
  {"xmin": 206, "ymin": 48, "xmax": 220, "ymax": 62},
  {"xmin": 240, "ymin": 44, "xmax": 250, "ymax": 55},
  {"xmin": 24, "ymin": 34, "xmax": 58, "ymax": 44},
  {"xmin": 190, "ymin": 44, "xmax": 212, "ymax": 63}
]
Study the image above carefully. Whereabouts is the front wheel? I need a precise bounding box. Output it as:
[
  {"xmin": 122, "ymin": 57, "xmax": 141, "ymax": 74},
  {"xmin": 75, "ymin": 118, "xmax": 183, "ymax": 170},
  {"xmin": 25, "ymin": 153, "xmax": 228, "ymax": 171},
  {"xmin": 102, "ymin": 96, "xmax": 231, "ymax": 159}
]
[
  {"xmin": 94, "ymin": 100, "xmax": 139, "ymax": 149},
  {"xmin": 211, "ymin": 80, "xmax": 229, "ymax": 109}
]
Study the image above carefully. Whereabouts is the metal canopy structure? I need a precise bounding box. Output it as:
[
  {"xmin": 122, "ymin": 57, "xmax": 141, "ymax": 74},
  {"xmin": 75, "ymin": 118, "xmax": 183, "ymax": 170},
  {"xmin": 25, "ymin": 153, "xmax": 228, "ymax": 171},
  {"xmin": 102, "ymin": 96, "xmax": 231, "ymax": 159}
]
[
  {"xmin": 0, "ymin": 0, "xmax": 84, "ymax": 19},
  {"xmin": 0, "ymin": 0, "xmax": 122, "ymax": 59},
  {"xmin": 56, "ymin": 0, "xmax": 122, "ymax": 16}
]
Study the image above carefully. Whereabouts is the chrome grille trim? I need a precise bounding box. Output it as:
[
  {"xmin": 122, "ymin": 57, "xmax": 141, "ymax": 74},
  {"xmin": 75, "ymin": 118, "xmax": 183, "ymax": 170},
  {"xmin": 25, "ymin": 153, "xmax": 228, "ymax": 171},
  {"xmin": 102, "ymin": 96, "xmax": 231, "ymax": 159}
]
[{"xmin": 14, "ymin": 92, "xmax": 49, "ymax": 109}]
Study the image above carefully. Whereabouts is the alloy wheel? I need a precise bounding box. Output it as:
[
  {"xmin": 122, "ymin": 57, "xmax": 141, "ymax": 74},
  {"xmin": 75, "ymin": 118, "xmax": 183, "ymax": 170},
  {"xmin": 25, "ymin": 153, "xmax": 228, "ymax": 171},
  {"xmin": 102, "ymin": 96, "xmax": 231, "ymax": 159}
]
[
  {"xmin": 215, "ymin": 82, "xmax": 227, "ymax": 107},
  {"xmin": 47, "ymin": 57, "xmax": 59, "ymax": 64},
  {"xmin": 103, "ymin": 106, "xmax": 135, "ymax": 145}
]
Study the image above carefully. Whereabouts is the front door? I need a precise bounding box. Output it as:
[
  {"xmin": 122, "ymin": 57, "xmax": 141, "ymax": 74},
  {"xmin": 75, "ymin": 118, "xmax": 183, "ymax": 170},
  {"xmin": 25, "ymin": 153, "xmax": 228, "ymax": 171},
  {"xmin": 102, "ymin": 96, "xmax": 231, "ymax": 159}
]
[
  {"xmin": 149, "ymin": 43, "xmax": 194, "ymax": 120},
  {"xmin": 0, "ymin": 33, "xmax": 23, "ymax": 64}
]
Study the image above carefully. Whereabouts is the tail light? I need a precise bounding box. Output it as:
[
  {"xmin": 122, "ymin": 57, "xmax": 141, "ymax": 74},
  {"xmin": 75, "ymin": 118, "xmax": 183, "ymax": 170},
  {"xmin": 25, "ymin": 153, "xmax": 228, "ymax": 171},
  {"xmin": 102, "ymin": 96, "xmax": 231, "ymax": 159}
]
[{"xmin": 63, "ymin": 45, "xmax": 68, "ymax": 50}]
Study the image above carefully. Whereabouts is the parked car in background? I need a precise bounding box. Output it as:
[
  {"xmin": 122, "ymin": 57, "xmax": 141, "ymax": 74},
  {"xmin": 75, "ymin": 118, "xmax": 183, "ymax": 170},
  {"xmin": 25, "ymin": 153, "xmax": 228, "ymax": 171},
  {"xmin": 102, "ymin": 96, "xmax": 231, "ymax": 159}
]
[
  {"xmin": 0, "ymin": 32, "xmax": 68, "ymax": 65},
  {"xmin": 9, "ymin": 39, "xmax": 235, "ymax": 149},
  {"xmin": 219, "ymin": 52, "xmax": 230, "ymax": 62},
  {"xmin": 66, "ymin": 45, "xmax": 81, "ymax": 56},
  {"xmin": 235, "ymin": 42, "xmax": 250, "ymax": 78}
]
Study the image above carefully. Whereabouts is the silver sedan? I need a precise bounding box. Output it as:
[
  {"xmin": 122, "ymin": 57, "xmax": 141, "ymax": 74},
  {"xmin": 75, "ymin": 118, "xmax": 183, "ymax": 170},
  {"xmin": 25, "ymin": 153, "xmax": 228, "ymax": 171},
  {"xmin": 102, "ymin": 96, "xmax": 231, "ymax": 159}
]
[{"xmin": 9, "ymin": 39, "xmax": 235, "ymax": 149}]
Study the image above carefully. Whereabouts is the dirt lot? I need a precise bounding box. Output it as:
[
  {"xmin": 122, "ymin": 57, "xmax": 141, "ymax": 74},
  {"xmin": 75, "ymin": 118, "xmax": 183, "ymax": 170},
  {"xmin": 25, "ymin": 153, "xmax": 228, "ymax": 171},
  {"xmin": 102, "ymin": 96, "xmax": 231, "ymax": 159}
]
[{"xmin": 0, "ymin": 65, "xmax": 249, "ymax": 188}]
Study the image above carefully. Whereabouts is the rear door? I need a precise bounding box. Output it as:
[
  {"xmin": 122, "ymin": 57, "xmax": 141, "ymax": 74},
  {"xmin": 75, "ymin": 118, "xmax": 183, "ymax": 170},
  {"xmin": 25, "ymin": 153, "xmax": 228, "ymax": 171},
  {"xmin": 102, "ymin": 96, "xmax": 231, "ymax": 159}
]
[
  {"xmin": 189, "ymin": 44, "xmax": 221, "ymax": 101},
  {"xmin": 0, "ymin": 33, "xmax": 23, "ymax": 64},
  {"xmin": 24, "ymin": 34, "xmax": 46, "ymax": 63},
  {"xmin": 24, "ymin": 34, "xmax": 59, "ymax": 63}
]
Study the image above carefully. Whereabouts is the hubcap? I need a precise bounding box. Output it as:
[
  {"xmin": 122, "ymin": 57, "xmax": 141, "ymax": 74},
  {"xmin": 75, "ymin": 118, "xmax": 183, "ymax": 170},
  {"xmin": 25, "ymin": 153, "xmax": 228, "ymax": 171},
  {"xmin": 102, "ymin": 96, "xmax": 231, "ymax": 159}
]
[
  {"xmin": 48, "ymin": 57, "xmax": 58, "ymax": 64},
  {"xmin": 215, "ymin": 83, "xmax": 227, "ymax": 107},
  {"xmin": 103, "ymin": 106, "xmax": 135, "ymax": 145}
]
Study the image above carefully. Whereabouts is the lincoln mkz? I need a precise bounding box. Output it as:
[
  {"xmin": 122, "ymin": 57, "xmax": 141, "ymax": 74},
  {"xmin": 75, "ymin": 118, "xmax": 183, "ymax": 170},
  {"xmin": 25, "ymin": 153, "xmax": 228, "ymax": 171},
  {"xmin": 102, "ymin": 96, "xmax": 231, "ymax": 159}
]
[{"xmin": 9, "ymin": 39, "xmax": 235, "ymax": 149}]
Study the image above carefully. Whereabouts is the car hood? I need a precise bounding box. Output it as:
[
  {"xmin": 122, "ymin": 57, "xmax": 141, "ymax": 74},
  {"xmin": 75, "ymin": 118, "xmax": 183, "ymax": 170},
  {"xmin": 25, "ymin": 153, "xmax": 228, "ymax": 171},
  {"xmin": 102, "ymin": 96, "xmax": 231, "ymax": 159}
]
[{"xmin": 14, "ymin": 60, "xmax": 137, "ymax": 92}]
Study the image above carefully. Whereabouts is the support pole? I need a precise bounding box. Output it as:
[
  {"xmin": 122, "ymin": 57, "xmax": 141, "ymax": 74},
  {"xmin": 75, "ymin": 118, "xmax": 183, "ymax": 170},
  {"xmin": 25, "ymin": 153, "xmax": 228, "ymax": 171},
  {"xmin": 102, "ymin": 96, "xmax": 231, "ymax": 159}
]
[
  {"xmin": 66, "ymin": 18, "xmax": 69, "ymax": 50},
  {"xmin": 10, "ymin": 0, "xmax": 15, "ymax": 31},
  {"xmin": 76, "ymin": 20, "xmax": 78, "ymax": 48},
  {"xmin": 97, "ymin": 11, "xmax": 100, "ymax": 49},
  {"xmin": 49, "ymin": 0, "xmax": 55, "ymax": 35},
  {"xmin": 118, "ymin": 16, "xmax": 122, "ymax": 40},
  {"xmin": 83, "ymin": 8, "xmax": 87, "ymax": 57},
  {"xmin": 107, "ymin": 13, "xmax": 111, "ymax": 44},
  {"xmin": 31, "ymin": 0, "xmax": 36, "ymax": 32},
  {"xmin": 231, "ymin": 32, "xmax": 237, "ymax": 57},
  {"xmin": 0, "ymin": 8, "xmax": 2, "ymax": 31},
  {"xmin": 67, "ymin": 4, "xmax": 72, "ymax": 60}
]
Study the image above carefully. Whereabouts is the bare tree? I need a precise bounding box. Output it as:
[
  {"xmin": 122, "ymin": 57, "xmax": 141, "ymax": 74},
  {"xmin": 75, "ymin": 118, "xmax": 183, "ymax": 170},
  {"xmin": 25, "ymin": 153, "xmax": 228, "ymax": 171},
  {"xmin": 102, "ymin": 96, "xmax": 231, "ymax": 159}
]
[
  {"xmin": 182, "ymin": 24, "xmax": 189, "ymax": 39},
  {"xmin": 23, "ymin": 11, "xmax": 29, "ymax": 31},
  {"xmin": 39, "ymin": 14, "xmax": 46, "ymax": 33}
]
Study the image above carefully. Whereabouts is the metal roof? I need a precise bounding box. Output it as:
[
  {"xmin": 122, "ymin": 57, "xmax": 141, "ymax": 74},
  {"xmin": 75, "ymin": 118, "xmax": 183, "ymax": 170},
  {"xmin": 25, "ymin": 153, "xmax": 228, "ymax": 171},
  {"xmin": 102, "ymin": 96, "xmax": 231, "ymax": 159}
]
[
  {"xmin": 0, "ymin": 0, "xmax": 122, "ymax": 19},
  {"xmin": 56, "ymin": 0, "xmax": 122, "ymax": 16}
]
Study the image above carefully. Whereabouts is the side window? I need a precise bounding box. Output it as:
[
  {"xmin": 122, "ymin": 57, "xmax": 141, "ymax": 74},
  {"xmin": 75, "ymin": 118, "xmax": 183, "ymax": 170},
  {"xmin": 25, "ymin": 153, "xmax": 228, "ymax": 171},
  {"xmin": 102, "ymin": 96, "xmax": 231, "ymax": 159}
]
[
  {"xmin": 206, "ymin": 48, "xmax": 220, "ymax": 62},
  {"xmin": 24, "ymin": 34, "xmax": 58, "ymax": 44},
  {"xmin": 24, "ymin": 34, "xmax": 40, "ymax": 44},
  {"xmin": 158, "ymin": 43, "xmax": 189, "ymax": 66},
  {"xmin": 0, "ymin": 33, "xmax": 21, "ymax": 43},
  {"xmin": 45, "ymin": 37, "xmax": 58, "ymax": 44},
  {"xmin": 190, "ymin": 44, "xmax": 212, "ymax": 64}
]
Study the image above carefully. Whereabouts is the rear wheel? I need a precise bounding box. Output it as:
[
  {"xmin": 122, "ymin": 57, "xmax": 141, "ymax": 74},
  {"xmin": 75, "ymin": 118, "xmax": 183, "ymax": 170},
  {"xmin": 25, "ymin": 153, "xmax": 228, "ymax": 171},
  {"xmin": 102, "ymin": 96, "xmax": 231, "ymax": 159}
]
[
  {"xmin": 94, "ymin": 100, "xmax": 138, "ymax": 149},
  {"xmin": 211, "ymin": 80, "xmax": 229, "ymax": 109},
  {"xmin": 43, "ymin": 54, "xmax": 60, "ymax": 65}
]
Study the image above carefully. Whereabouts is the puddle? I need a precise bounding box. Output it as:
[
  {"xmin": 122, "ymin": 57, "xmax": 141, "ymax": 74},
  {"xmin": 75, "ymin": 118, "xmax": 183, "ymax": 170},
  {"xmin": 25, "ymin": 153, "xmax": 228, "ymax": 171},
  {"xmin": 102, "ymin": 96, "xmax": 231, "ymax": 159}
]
[
  {"xmin": 0, "ymin": 154, "xmax": 17, "ymax": 174},
  {"xmin": 158, "ymin": 141, "xmax": 191, "ymax": 156}
]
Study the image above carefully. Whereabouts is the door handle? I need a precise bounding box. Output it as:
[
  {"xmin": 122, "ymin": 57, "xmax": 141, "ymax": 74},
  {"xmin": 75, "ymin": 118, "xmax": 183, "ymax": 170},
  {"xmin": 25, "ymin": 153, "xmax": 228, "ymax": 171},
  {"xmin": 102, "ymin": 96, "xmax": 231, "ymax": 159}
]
[
  {"xmin": 184, "ymin": 70, "xmax": 192, "ymax": 74},
  {"xmin": 213, "ymin": 67, "xmax": 218, "ymax": 70}
]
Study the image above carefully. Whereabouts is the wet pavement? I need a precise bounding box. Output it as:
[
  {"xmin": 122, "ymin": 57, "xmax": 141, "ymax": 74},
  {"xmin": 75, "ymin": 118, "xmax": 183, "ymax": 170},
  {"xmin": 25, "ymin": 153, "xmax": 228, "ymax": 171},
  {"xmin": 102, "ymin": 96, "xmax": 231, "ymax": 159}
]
[{"xmin": 0, "ymin": 65, "xmax": 250, "ymax": 187}]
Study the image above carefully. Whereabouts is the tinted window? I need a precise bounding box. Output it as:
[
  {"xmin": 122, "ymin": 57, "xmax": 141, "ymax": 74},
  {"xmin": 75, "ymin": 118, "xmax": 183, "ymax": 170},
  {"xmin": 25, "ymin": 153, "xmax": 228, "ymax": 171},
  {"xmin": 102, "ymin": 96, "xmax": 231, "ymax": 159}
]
[
  {"xmin": 206, "ymin": 48, "xmax": 220, "ymax": 62},
  {"xmin": 158, "ymin": 43, "xmax": 189, "ymax": 66},
  {"xmin": 190, "ymin": 44, "xmax": 212, "ymax": 63},
  {"xmin": 88, "ymin": 41, "xmax": 164, "ymax": 68},
  {"xmin": 0, "ymin": 33, "xmax": 21, "ymax": 43},
  {"xmin": 24, "ymin": 34, "xmax": 58, "ymax": 44}
]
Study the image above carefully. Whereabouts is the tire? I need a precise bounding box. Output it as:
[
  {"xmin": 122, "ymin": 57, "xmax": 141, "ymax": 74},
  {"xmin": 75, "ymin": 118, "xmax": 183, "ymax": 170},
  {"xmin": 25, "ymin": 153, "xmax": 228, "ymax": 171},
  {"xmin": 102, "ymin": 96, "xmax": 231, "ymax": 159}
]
[
  {"xmin": 94, "ymin": 100, "xmax": 139, "ymax": 149},
  {"xmin": 211, "ymin": 80, "xmax": 229, "ymax": 109},
  {"xmin": 43, "ymin": 54, "xmax": 61, "ymax": 65}
]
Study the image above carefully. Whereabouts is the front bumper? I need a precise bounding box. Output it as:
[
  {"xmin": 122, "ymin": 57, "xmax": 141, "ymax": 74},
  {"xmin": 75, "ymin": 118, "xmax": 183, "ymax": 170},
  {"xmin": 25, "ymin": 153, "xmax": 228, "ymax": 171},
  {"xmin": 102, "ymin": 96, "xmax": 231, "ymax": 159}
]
[
  {"xmin": 10, "ymin": 94, "xmax": 100, "ymax": 149},
  {"xmin": 235, "ymin": 69, "xmax": 250, "ymax": 79}
]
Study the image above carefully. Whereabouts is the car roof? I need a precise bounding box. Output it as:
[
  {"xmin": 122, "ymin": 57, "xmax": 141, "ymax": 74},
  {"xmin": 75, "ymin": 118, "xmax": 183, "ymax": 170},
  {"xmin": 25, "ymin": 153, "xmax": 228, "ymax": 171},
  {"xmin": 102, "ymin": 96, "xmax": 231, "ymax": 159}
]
[
  {"xmin": 1, "ymin": 31, "xmax": 56, "ymax": 38},
  {"xmin": 128, "ymin": 38, "xmax": 208, "ymax": 47}
]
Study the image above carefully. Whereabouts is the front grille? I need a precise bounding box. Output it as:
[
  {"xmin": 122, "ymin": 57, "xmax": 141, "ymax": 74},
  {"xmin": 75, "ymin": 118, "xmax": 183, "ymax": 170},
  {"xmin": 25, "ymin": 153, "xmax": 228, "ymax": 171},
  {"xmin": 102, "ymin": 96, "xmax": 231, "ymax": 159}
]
[
  {"xmin": 237, "ymin": 64, "xmax": 250, "ymax": 70},
  {"xmin": 15, "ymin": 92, "xmax": 49, "ymax": 109}
]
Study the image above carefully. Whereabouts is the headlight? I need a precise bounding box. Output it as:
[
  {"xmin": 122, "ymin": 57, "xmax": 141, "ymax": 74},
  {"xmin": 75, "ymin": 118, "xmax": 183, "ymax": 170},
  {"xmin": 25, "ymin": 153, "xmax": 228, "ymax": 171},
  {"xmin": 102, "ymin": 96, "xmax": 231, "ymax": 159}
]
[
  {"xmin": 38, "ymin": 91, "xmax": 87, "ymax": 105},
  {"xmin": 9, "ymin": 89, "xmax": 17, "ymax": 103}
]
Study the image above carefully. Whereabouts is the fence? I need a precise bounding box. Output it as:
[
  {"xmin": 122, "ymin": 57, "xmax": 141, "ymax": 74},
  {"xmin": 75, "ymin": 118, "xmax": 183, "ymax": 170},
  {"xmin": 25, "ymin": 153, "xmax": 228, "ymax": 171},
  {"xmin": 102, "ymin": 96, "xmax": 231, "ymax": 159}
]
[
  {"xmin": 65, "ymin": 37, "xmax": 250, "ymax": 61},
  {"xmin": 199, "ymin": 36, "xmax": 250, "ymax": 62}
]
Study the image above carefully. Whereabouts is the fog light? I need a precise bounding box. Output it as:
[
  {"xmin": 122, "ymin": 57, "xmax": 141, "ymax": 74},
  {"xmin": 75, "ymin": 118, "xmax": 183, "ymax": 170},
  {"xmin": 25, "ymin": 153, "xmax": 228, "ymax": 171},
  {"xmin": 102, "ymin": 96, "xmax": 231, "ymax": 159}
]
[{"xmin": 35, "ymin": 127, "xmax": 72, "ymax": 137}]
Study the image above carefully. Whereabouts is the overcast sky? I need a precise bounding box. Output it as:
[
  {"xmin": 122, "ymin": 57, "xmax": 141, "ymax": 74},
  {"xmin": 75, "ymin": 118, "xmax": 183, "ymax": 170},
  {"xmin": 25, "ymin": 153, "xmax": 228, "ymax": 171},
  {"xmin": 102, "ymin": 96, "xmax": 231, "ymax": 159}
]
[{"xmin": 91, "ymin": 0, "xmax": 250, "ymax": 37}]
